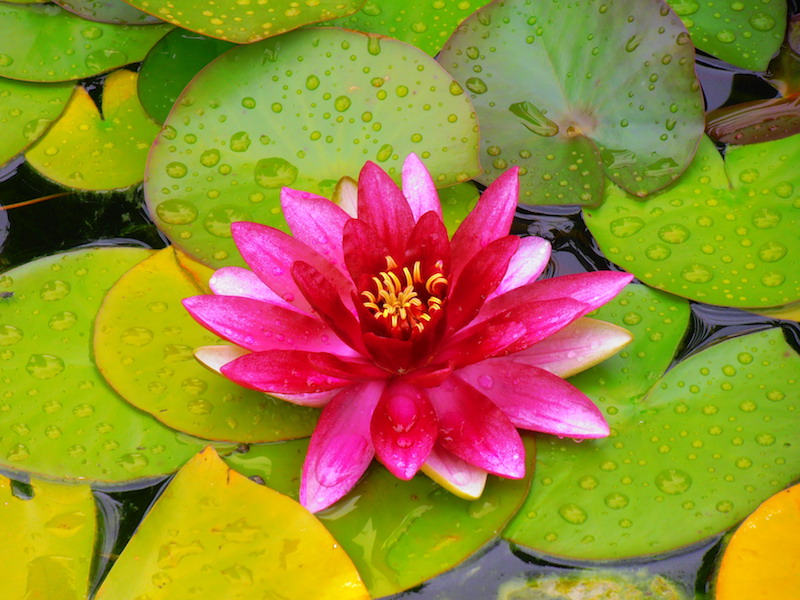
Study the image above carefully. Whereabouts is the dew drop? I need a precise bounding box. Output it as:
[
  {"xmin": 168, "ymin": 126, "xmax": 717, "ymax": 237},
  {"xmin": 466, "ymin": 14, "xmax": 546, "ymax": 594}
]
[
  {"xmin": 558, "ymin": 503, "xmax": 588, "ymax": 524},
  {"xmin": 48, "ymin": 311, "xmax": 77, "ymax": 331},
  {"xmin": 25, "ymin": 354, "xmax": 65, "ymax": 380},
  {"xmin": 117, "ymin": 452, "xmax": 150, "ymax": 473},
  {"xmin": 305, "ymin": 74, "xmax": 320, "ymax": 90},
  {"xmin": 654, "ymin": 469, "xmax": 692, "ymax": 494},
  {"xmin": 120, "ymin": 327, "xmax": 154, "ymax": 347},
  {"xmin": 0, "ymin": 325, "xmax": 23, "ymax": 346},
  {"xmin": 465, "ymin": 77, "xmax": 488, "ymax": 94},
  {"xmin": 254, "ymin": 157, "xmax": 298, "ymax": 189},
  {"xmin": 40, "ymin": 280, "xmax": 71, "ymax": 301}
]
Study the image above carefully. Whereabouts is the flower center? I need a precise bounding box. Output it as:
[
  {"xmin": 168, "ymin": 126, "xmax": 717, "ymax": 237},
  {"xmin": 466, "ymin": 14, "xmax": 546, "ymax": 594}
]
[{"xmin": 360, "ymin": 256, "xmax": 447, "ymax": 340}]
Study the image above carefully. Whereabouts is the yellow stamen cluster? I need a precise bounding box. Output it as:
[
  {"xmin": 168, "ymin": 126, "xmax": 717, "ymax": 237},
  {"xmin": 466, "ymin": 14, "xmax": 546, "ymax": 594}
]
[{"xmin": 361, "ymin": 256, "xmax": 447, "ymax": 338}]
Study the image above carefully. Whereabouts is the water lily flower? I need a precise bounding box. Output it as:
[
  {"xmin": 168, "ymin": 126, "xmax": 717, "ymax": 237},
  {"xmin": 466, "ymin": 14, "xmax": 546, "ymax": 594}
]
[{"xmin": 183, "ymin": 155, "xmax": 633, "ymax": 513}]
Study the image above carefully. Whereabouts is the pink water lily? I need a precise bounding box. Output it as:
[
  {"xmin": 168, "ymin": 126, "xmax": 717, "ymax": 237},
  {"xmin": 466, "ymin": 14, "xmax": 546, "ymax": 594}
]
[{"xmin": 183, "ymin": 155, "xmax": 633, "ymax": 512}]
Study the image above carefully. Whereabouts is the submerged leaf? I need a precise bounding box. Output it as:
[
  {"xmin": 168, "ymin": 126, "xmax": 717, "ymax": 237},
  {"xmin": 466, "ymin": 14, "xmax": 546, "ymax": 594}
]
[{"xmin": 95, "ymin": 447, "xmax": 369, "ymax": 600}]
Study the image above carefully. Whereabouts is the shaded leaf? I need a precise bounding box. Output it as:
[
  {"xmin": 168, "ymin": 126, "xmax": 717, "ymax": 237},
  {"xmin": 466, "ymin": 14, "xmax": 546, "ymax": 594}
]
[
  {"xmin": 438, "ymin": 0, "xmax": 704, "ymax": 205},
  {"xmin": 54, "ymin": 0, "xmax": 162, "ymax": 24}
]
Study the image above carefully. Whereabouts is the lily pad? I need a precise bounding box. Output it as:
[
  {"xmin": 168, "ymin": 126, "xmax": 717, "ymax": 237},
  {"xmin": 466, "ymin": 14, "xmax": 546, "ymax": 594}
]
[
  {"xmin": 54, "ymin": 0, "xmax": 162, "ymax": 24},
  {"xmin": 0, "ymin": 247, "xmax": 204, "ymax": 486},
  {"xmin": 0, "ymin": 476, "xmax": 96, "ymax": 600},
  {"xmin": 585, "ymin": 135, "xmax": 800, "ymax": 309},
  {"xmin": 666, "ymin": 0, "xmax": 786, "ymax": 71},
  {"xmin": 145, "ymin": 27, "xmax": 480, "ymax": 269},
  {"xmin": 227, "ymin": 435, "xmax": 536, "ymax": 598},
  {"xmin": 94, "ymin": 447, "xmax": 369, "ymax": 600},
  {"xmin": 0, "ymin": 4, "xmax": 172, "ymax": 82},
  {"xmin": 137, "ymin": 29, "xmax": 235, "ymax": 123},
  {"xmin": 26, "ymin": 70, "xmax": 161, "ymax": 191},
  {"xmin": 505, "ymin": 294, "xmax": 800, "ymax": 558},
  {"xmin": 94, "ymin": 246, "xmax": 319, "ymax": 442},
  {"xmin": 715, "ymin": 483, "xmax": 800, "ymax": 600},
  {"xmin": 706, "ymin": 96, "xmax": 800, "ymax": 145},
  {"xmin": 437, "ymin": 0, "xmax": 704, "ymax": 205},
  {"xmin": 0, "ymin": 78, "xmax": 73, "ymax": 167},
  {"xmin": 121, "ymin": 0, "xmax": 363, "ymax": 43},
  {"xmin": 322, "ymin": 0, "xmax": 493, "ymax": 56}
]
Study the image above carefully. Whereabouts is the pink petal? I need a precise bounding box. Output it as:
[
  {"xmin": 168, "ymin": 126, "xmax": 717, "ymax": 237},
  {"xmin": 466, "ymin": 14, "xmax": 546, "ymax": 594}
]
[
  {"xmin": 281, "ymin": 187, "xmax": 349, "ymax": 271},
  {"xmin": 371, "ymin": 381, "xmax": 438, "ymax": 480},
  {"xmin": 446, "ymin": 235, "xmax": 519, "ymax": 333},
  {"xmin": 456, "ymin": 362, "xmax": 609, "ymax": 438},
  {"xmin": 421, "ymin": 445, "xmax": 487, "ymax": 499},
  {"xmin": 183, "ymin": 294, "xmax": 355, "ymax": 355},
  {"xmin": 478, "ymin": 271, "xmax": 633, "ymax": 324},
  {"xmin": 449, "ymin": 167, "xmax": 519, "ymax": 279},
  {"xmin": 488, "ymin": 236, "xmax": 551, "ymax": 299},
  {"xmin": 301, "ymin": 380, "xmax": 386, "ymax": 512},
  {"xmin": 269, "ymin": 390, "xmax": 339, "ymax": 408},
  {"xmin": 436, "ymin": 298, "xmax": 589, "ymax": 368},
  {"xmin": 231, "ymin": 221, "xmax": 353, "ymax": 312},
  {"xmin": 357, "ymin": 161, "xmax": 415, "ymax": 257},
  {"xmin": 426, "ymin": 376, "xmax": 525, "ymax": 478},
  {"xmin": 209, "ymin": 267, "xmax": 300, "ymax": 311},
  {"xmin": 401, "ymin": 153, "xmax": 442, "ymax": 223},
  {"xmin": 402, "ymin": 211, "xmax": 450, "ymax": 275},
  {"xmin": 342, "ymin": 218, "xmax": 391, "ymax": 286},
  {"xmin": 220, "ymin": 350, "xmax": 353, "ymax": 395},
  {"xmin": 512, "ymin": 317, "xmax": 633, "ymax": 377},
  {"xmin": 193, "ymin": 344, "xmax": 249, "ymax": 374}
]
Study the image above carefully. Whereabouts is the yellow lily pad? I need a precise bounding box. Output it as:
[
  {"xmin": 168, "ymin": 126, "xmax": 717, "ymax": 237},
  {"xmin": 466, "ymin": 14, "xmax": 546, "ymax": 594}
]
[
  {"xmin": 0, "ymin": 476, "xmax": 96, "ymax": 600},
  {"xmin": 94, "ymin": 447, "xmax": 369, "ymax": 600},
  {"xmin": 26, "ymin": 69, "xmax": 161, "ymax": 191},
  {"xmin": 715, "ymin": 483, "xmax": 800, "ymax": 600},
  {"xmin": 94, "ymin": 246, "xmax": 319, "ymax": 442}
]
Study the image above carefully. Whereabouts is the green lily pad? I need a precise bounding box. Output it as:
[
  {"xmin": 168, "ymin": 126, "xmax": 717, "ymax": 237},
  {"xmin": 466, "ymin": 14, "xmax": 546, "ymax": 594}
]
[
  {"xmin": 145, "ymin": 27, "xmax": 480, "ymax": 269},
  {"xmin": 227, "ymin": 435, "xmax": 535, "ymax": 598},
  {"xmin": 26, "ymin": 70, "xmax": 161, "ymax": 191},
  {"xmin": 0, "ymin": 476, "xmax": 96, "ymax": 600},
  {"xmin": 0, "ymin": 247, "xmax": 204, "ymax": 486},
  {"xmin": 437, "ymin": 0, "xmax": 704, "ymax": 205},
  {"xmin": 585, "ymin": 135, "xmax": 800, "ymax": 309},
  {"xmin": 95, "ymin": 447, "xmax": 369, "ymax": 600},
  {"xmin": 667, "ymin": 0, "xmax": 786, "ymax": 71},
  {"xmin": 54, "ymin": 0, "xmax": 162, "ymax": 24},
  {"xmin": 322, "ymin": 0, "xmax": 493, "ymax": 56},
  {"xmin": 0, "ymin": 4, "xmax": 172, "ymax": 82},
  {"xmin": 0, "ymin": 78, "xmax": 73, "ymax": 167},
  {"xmin": 137, "ymin": 30, "xmax": 235, "ymax": 123},
  {"xmin": 505, "ymin": 297, "xmax": 800, "ymax": 558},
  {"xmin": 94, "ymin": 247, "xmax": 319, "ymax": 442},
  {"xmin": 121, "ymin": 0, "xmax": 363, "ymax": 43}
]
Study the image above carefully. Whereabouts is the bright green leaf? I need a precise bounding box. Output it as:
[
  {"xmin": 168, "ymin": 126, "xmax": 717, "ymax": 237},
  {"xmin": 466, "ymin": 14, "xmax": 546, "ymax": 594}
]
[
  {"xmin": 666, "ymin": 0, "xmax": 786, "ymax": 71},
  {"xmin": 95, "ymin": 447, "xmax": 370, "ymax": 600},
  {"xmin": 94, "ymin": 246, "xmax": 319, "ymax": 442},
  {"xmin": 438, "ymin": 0, "xmax": 705, "ymax": 205},
  {"xmin": 145, "ymin": 27, "xmax": 480, "ymax": 269},
  {"xmin": 585, "ymin": 135, "xmax": 800, "ymax": 308},
  {"xmin": 121, "ymin": 0, "xmax": 364, "ymax": 43},
  {"xmin": 0, "ymin": 78, "xmax": 73, "ymax": 167},
  {"xmin": 0, "ymin": 4, "xmax": 172, "ymax": 82},
  {"xmin": 322, "ymin": 0, "xmax": 493, "ymax": 56},
  {"xmin": 26, "ymin": 70, "xmax": 161, "ymax": 191},
  {"xmin": 0, "ymin": 247, "xmax": 204, "ymax": 485}
]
